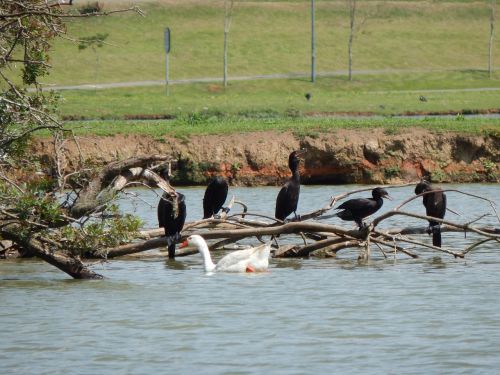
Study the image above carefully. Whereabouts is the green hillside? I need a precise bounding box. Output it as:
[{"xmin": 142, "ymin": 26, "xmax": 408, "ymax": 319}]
[
  {"xmin": 39, "ymin": 1, "xmax": 500, "ymax": 121},
  {"xmin": 47, "ymin": 0, "xmax": 499, "ymax": 85}
]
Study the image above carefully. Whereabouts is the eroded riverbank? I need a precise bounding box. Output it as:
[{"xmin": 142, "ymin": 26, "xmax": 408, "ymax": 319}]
[{"xmin": 31, "ymin": 128, "xmax": 499, "ymax": 185}]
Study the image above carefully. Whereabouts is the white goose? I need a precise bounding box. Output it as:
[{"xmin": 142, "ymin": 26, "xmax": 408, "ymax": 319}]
[{"xmin": 180, "ymin": 234, "xmax": 272, "ymax": 273}]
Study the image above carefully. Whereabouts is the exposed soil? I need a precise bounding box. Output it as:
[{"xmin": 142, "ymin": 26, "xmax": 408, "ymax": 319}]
[{"xmin": 31, "ymin": 128, "xmax": 500, "ymax": 185}]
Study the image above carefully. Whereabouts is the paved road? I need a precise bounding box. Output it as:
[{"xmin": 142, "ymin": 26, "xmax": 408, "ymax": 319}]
[{"xmin": 39, "ymin": 68, "xmax": 500, "ymax": 92}]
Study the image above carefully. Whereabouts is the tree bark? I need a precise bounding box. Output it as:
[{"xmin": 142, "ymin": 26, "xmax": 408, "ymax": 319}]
[
  {"xmin": 2, "ymin": 224, "xmax": 103, "ymax": 279},
  {"xmin": 70, "ymin": 155, "xmax": 172, "ymax": 218}
]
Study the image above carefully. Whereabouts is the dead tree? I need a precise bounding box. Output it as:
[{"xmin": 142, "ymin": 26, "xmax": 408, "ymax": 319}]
[
  {"xmin": 0, "ymin": 155, "xmax": 175, "ymax": 279},
  {"xmin": 100, "ymin": 180, "xmax": 499, "ymax": 263}
]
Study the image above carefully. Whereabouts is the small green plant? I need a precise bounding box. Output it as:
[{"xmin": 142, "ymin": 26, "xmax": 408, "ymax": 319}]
[
  {"xmin": 430, "ymin": 169, "xmax": 447, "ymax": 182},
  {"xmin": 383, "ymin": 165, "xmax": 400, "ymax": 179},
  {"xmin": 78, "ymin": 33, "xmax": 109, "ymax": 51},
  {"xmin": 284, "ymin": 108, "xmax": 301, "ymax": 118},
  {"xmin": 198, "ymin": 162, "xmax": 219, "ymax": 172},
  {"xmin": 185, "ymin": 112, "xmax": 206, "ymax": 125},
  {"xmin": 231, "ymin": 162, "xmax": 241, "ymax": 173},
  {"xmin": 78, "ymin": 33, "xmax": 109, "ymax": 84},
  {"xmin": 455, "ymin": 113, "xmax": 465, "ymax": 121},
  {"xmin": 170, "ymin": 157, "xmax": 207, "ymax": 184},
  {"xmin": 482, "ymin": 159, "xmax": 497, "ymax": 181},
  {"xmin": 293, "ymin": 129, "xmax": 319, "ymax": 139},
  {"xmin": 383, "ymin": 127, "xmax": 399, "ymax": 135},
  {"xmin": 22, "ymin": 50, "xmax": 49, "ymax": 85},
  {"xmin": 61, "ymin": 206, "xmax": 142, "ymax": 258},
  {"xmin": 483, "ymin": 159, "xmax": 496, "ymax": 174},
  {"xmin": 14, "ymin": 182, "xmax": 65, "ymax": 226}
]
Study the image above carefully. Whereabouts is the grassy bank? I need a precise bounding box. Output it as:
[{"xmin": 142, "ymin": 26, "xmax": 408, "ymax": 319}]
[{"xmin": 60, "ymin": 116, "xmax": 500, "ymax": 139}]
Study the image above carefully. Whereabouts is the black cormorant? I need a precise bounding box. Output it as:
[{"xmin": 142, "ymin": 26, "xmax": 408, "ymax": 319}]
[
  {"xmin": 335, "ymin": 187, "xmax": 391, "ymax": 229},
  {"xmin": 415, "ymin": 180, "xmax": 446, "ymax": 247},
  {"xmin": 157, "ymin": 192, "xmax": 187, "ymax": 259},
  {"xmin": 275, "ymin": 149, "xmax": 306, "ymax": 221},
  {"xmin": 203, "ymin": 176, "xmax": 229, "ymax": 219}
]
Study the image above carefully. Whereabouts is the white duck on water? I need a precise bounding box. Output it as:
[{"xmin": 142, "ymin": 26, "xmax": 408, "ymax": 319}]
[{"xmin": 180, "ymin": 234, "xmax": 272, "ymax": 273}]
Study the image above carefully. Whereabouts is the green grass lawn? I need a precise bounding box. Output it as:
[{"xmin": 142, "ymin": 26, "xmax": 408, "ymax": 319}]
[
  {"xmin": 32, "ymin": 1, "xmax": 500, "ymax": 136},
  {"xmin": 57, "ymin": 71, "xmax": 500, "ymax": 119},
  {"xmin": 43, "ymin": 0, "xmax": 499, "ymax": 86}
]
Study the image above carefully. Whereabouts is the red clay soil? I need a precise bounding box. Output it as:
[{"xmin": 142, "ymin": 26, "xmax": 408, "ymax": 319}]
[{"xmin": 30, "ymin": 128, "xmax": 499, "ymax": 185}]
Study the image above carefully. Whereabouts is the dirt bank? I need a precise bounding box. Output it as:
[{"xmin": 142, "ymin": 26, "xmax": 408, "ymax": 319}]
[{"xmin": 31, "ymin": 128, "xmax": 499, "ymax": 185}]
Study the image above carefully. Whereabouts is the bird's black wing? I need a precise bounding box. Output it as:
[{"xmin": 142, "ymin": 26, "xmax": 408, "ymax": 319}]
[
  {"xmin": 336, "ymin": 198, "xmax": 371, "ymax": 211},
  {"xmin": 203, "ymin": 177, "xmax": 229, "ymax": 218},
  {"xmin": 175, "ymin": 195, "xmax": 187, "ymax": 234},
  {"xmin": 157, "ymin": 195, "xmax": 168, "ymax": 228},
  {"xmin": 275, "ymin": 182, "xmax": 294, "ymax": 220}
]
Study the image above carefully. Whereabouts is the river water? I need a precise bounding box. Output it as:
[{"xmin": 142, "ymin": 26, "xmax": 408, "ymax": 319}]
[{"xmin": 1, "ymin": 184, "xmax": 499, "ymax": 374}]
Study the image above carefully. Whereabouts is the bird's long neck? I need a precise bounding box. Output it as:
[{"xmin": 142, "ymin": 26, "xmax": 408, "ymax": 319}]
[
  {"xmin": 373, "ymin": 196, "xmax": 383, "ymax": 210},
  {"xmin": 290, "ymin": 161, "xmax": 301, "ymax": 182},
  {"xmin": 197, "ymin": 241, "xmax": 216, "ymax": 272}
]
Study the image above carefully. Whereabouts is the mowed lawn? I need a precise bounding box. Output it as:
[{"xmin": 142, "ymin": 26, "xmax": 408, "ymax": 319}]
[
  {"xmin": 38, "ymin": 1, "xmax": 500, "ymax": 128},
  {"xmin": 47, "ymin": 0, "xmax": 499, "ymax": 85}
]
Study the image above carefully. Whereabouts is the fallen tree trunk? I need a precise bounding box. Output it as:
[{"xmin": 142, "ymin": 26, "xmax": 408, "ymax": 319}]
[
  {"xmin": 70, "ymin": 155, "xmax": 173, "ymax": 218},
  {"xmin": 2, "ymin": 224, "xmax": 103, "ymax": 279}
]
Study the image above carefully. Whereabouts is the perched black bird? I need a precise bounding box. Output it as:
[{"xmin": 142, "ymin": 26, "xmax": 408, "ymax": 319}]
[
  {"xmin": 203, "ymin": 176, "xmax": 229, "ymax": 219},
  {"xmin": 275, "ymin": 149, "xmax": 306, "ymax": 221},
  {"xmin": 419, "ymin": 95, "xmax": 427, "ymax": 102},
  {"xmin": 305, "ymin": 93, "xmax": 312, "ymax": 101},
  {"xmin": 335, "ymin": 187, "xmax": 391, "ymax": 229},
  {"xmin": 415, "ymin": 180, "xmax": 447, "ymax": 247},
  {"xmin": 158, "ymin": 192, "xmax": 187, "ymax": 259}
]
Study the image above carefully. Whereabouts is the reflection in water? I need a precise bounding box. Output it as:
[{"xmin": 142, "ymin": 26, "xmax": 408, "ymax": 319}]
[
  {"xmin": 272, "ymin": 258, "xmax": 303, "ymax": 270},
  {"xmin": 0, "ymin": 184, "xmax": 499, "ymax": 374},
  {"xmin": 164, "ymin": 258, "xmax": 191, "ymax": 271}
]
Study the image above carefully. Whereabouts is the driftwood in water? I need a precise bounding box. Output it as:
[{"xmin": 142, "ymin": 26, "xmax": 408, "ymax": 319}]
[
  {"xmin": 103, "ymin": 212, "xmax": 499, "ymax": 261},
  {"xmin": 103, "ymin": 181, "xmax": 499, "ymax": 262}
]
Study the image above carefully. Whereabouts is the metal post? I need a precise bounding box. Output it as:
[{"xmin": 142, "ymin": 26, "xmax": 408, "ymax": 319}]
[
  {"xmin": 165, "ymin": 53, "xmax": 169, "ymax": 96},
  {"xmin": 164, "ymin": 27, "xmax": 171, "ymax": 96},
  {"xmin": 311, "ymin": 0, "xmax": 316, "ymax": 83}
]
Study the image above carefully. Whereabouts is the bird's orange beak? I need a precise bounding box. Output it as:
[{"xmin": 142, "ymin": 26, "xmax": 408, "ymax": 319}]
[{"xmin": 179, "ymin": 239, "xmax": 189, "ymax": 248}]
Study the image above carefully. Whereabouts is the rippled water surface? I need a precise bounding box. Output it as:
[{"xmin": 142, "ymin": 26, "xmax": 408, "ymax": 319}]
[{"xmin": 1, "ymin": 184, "xmax": 499, "ymax": 374}]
